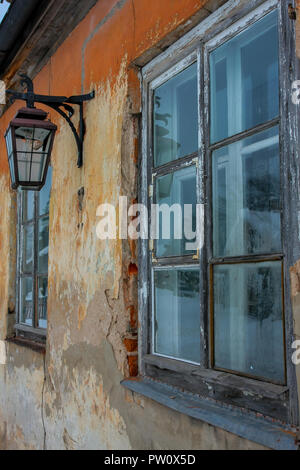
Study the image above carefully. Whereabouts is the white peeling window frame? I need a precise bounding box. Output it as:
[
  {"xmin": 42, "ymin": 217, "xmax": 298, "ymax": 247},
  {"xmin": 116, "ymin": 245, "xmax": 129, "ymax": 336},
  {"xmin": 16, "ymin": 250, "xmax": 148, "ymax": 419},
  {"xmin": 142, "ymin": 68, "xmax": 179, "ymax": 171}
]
[{"xmin": 139, "ymin": 0, "xmax": 300, "ymax": 426}]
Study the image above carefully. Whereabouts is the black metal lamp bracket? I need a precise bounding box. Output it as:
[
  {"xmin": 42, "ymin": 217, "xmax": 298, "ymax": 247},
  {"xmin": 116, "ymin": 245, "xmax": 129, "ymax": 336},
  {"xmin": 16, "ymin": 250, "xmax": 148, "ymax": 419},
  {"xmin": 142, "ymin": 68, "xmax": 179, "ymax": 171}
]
[{"xmin": 6, "ymin": 74, "xmax": 95, "ymax": 168}]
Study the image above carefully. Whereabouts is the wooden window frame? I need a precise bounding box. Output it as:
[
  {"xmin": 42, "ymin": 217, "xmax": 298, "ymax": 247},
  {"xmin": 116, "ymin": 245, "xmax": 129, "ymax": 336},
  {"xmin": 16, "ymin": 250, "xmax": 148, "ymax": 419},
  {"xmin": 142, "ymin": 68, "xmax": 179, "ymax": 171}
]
[
  {"xmin": 15, "ymin": 184, "xmax": 50, "ymax": 341},
  {"xmin": 139, "ymin": 0, "xmax": 299, "ymax": 426}
]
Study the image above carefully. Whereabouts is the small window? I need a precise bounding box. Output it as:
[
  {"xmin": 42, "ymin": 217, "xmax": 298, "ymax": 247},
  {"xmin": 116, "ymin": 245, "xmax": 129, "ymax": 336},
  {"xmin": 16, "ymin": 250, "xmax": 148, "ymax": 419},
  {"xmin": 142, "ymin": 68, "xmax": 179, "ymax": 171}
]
[{"xmin": 16, "ymin": 168, "xmax": 52, "ymax": 335}]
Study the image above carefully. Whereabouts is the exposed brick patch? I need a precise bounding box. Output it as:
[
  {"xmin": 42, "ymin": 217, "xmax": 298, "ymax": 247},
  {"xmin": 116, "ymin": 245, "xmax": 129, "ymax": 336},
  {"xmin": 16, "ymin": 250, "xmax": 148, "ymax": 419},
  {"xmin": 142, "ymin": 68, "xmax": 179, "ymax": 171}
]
[
  {"xmin": 127, "ymin": 354, "xmax": 138, "ymax": 377},
  {"xmin": 128, "ymin": 263, "xmax": 138, "ymax": 276},
  {"xmin": 124, "ymin": 337, "xmax": 138, "ymax": 353},
  {"xmin": 128, "ymin": 305, "xmax": 137, "ymax": 330}
]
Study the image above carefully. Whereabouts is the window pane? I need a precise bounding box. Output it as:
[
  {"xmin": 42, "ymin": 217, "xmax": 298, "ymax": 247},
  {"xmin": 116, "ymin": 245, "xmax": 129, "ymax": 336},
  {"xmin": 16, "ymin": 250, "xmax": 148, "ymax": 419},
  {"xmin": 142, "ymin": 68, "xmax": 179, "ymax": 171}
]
[
  {"xmin": 213, "ymin": 126, "xmax": 281, "ymax": 257},
  {"xmin": 32, "ymin": 128, "xmax": 52, "ymax": 153},
  {"xmin": 155, "ymin": 166, "xmax": 197, "ymax": 258},
  {"xmin": 15, "ymin": 128, "xmax": 49, "ymax": 183},
  {"xmin": 210, "ymin": 10, "xmax": 279, "ymax": 143},
  {"xmin": 23, "ymin": 225, "xmax": 34, "ymax": 272},
  {"xmin": 15, "ymin": 128, "xmax": 34, "ymax": 182},
  {"xmin": 38, "ymin": 277, "xmax": 48, "ymax": 329},
  {"xmin": 20, "ymin": 277, "xmax": 33, "ymax": 326},
  {"xmin": 154, "ymin": 268, "xmax": 200, "ymax": 363},
  {"xmin": 15, "ymin": 126, "xmax": 35, "ymax": 144},
  {"xmin": 38, "ymin": 216, "xmax": 49, "ymax": 273},
  {"xmin": 22, "ymin": 191, "xmax": 34, "ymax": 221},
  {"xmin": 17, "ymin": 151, "xmax": 47, "ymax": 183},
  {"xmin": 214, "ymin": 262, "xmax": 285, "ymax": 383},
  {"xmin": 39, "ymin": 167, "xmax": 52, "ymax": 216},
  {"xmin": 154, "ymin": 63, "xmax": 198, "ymax": 166}
]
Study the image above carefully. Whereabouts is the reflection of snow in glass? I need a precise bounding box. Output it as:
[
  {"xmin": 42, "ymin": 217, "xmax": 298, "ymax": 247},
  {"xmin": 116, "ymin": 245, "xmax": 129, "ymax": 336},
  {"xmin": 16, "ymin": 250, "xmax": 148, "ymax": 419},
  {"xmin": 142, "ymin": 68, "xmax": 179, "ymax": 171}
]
[
  {"xmin": 39, "ymin": 287, "xmax": 48, "ymax": 298},
  {"xmin": 0, "ymin": 1, "xmax": 10, "ymax": 23},
  {"xmin": 24, "ymin": 289, "xmax": 33, "ymax": 326},
  {"xmin": 39, "ymin": 247, "xmax": 48, "ymax": 257},
  {"xmin": 154, "ymin": 268, "xmax": 200, "ymax": 364}
]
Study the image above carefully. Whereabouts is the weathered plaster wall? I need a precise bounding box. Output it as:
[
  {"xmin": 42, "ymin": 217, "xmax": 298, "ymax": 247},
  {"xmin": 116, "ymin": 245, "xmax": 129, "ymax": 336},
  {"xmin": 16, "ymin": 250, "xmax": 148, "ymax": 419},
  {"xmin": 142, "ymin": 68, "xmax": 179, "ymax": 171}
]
[
  {"xmin": 0, "ymin": 344, "xmax": 45, "ymax": 450},
  {"xmin": 0, "ymin": 0, "xmax": 297, "ymax": 450}
]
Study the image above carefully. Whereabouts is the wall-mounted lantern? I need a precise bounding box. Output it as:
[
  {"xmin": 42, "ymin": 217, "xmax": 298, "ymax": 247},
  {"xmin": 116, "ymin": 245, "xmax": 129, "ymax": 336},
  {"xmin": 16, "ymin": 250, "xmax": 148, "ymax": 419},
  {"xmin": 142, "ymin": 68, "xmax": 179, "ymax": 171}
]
[
  {"xmin": 5, "ymin": 107, "xmax": 57, "ymax": 190},
  {"xmin": 5, "ymin": 75, "xmax": 94, "ymax": 191}
]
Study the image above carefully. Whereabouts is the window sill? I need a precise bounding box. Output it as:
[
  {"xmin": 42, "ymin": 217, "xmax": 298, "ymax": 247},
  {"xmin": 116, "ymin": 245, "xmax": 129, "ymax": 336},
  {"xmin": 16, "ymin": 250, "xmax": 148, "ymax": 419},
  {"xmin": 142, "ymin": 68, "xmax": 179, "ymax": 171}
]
[
  {"xmin": 15, "ymin": 323, "xmax": 47, "ymax": 337},
  {"xmin": 6, "ymin": 336, "xmax": 46, "ymax": 355},
  {"xmin": 143, "ymin": 354, "xmax": 289, "ymax": 422},
  {"xmin": 122, "ymin": 377, "xmax": 300, "ymax": 450}
]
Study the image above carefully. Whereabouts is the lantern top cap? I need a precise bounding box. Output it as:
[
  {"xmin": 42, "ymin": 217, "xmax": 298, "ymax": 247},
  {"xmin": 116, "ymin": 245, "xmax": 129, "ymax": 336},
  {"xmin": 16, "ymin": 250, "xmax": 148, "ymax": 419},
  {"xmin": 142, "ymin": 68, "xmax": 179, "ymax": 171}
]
[
  {"xmin": 6, "ymin": 107, "xmax": 57, "ymax": 135},
  {"xmin": 14, "ymin": 107, "xmax": 48, "ymax": 121}
]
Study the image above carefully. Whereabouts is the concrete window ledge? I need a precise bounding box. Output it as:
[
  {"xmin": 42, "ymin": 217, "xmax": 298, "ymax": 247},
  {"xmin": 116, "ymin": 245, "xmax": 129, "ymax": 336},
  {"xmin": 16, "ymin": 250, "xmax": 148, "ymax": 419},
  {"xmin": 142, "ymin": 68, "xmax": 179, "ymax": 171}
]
[{"xmin": 121, "ymin": 377, "xmax": 300, "ymax": 450}]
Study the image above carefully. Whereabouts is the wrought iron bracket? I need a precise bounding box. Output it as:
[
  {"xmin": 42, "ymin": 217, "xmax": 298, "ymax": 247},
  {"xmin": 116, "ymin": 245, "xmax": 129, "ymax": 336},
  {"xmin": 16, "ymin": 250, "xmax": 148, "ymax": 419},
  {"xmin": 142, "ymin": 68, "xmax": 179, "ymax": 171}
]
[{"xmin": 6, "ymin": 74, "xmax": 95, "ymax": 168}]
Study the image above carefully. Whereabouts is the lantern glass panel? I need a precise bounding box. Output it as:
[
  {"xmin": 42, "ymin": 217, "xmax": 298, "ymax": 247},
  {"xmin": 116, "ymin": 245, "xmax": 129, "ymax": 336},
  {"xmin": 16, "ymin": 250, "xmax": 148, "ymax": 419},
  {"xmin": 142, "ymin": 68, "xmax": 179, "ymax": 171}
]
[
  {"xmin": 15, "ymin": 126, "xmax": 52, "ymax": 184},
  {"xmin": 5, "ymin": 127, "xmax": 13, "ymax": 156},
  {"xmin": 5, "ymin": 128, "xmax": 16, "ymax": 185},
  {"xmin": 8, "ymin": 156, "xmax": 16, "ymax": 185}
]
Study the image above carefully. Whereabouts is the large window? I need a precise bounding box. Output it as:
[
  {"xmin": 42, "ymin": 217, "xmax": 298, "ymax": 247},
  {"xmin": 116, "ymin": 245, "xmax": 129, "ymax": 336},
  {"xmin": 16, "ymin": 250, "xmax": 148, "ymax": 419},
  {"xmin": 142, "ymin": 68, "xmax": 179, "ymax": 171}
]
[
  {"xmin": 16, "ymin": 168, "xmax": 51, "ymax": 336},
  {"xmin": 141, "ymin": 0, "xmax": 298, "ymax": 424}
]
